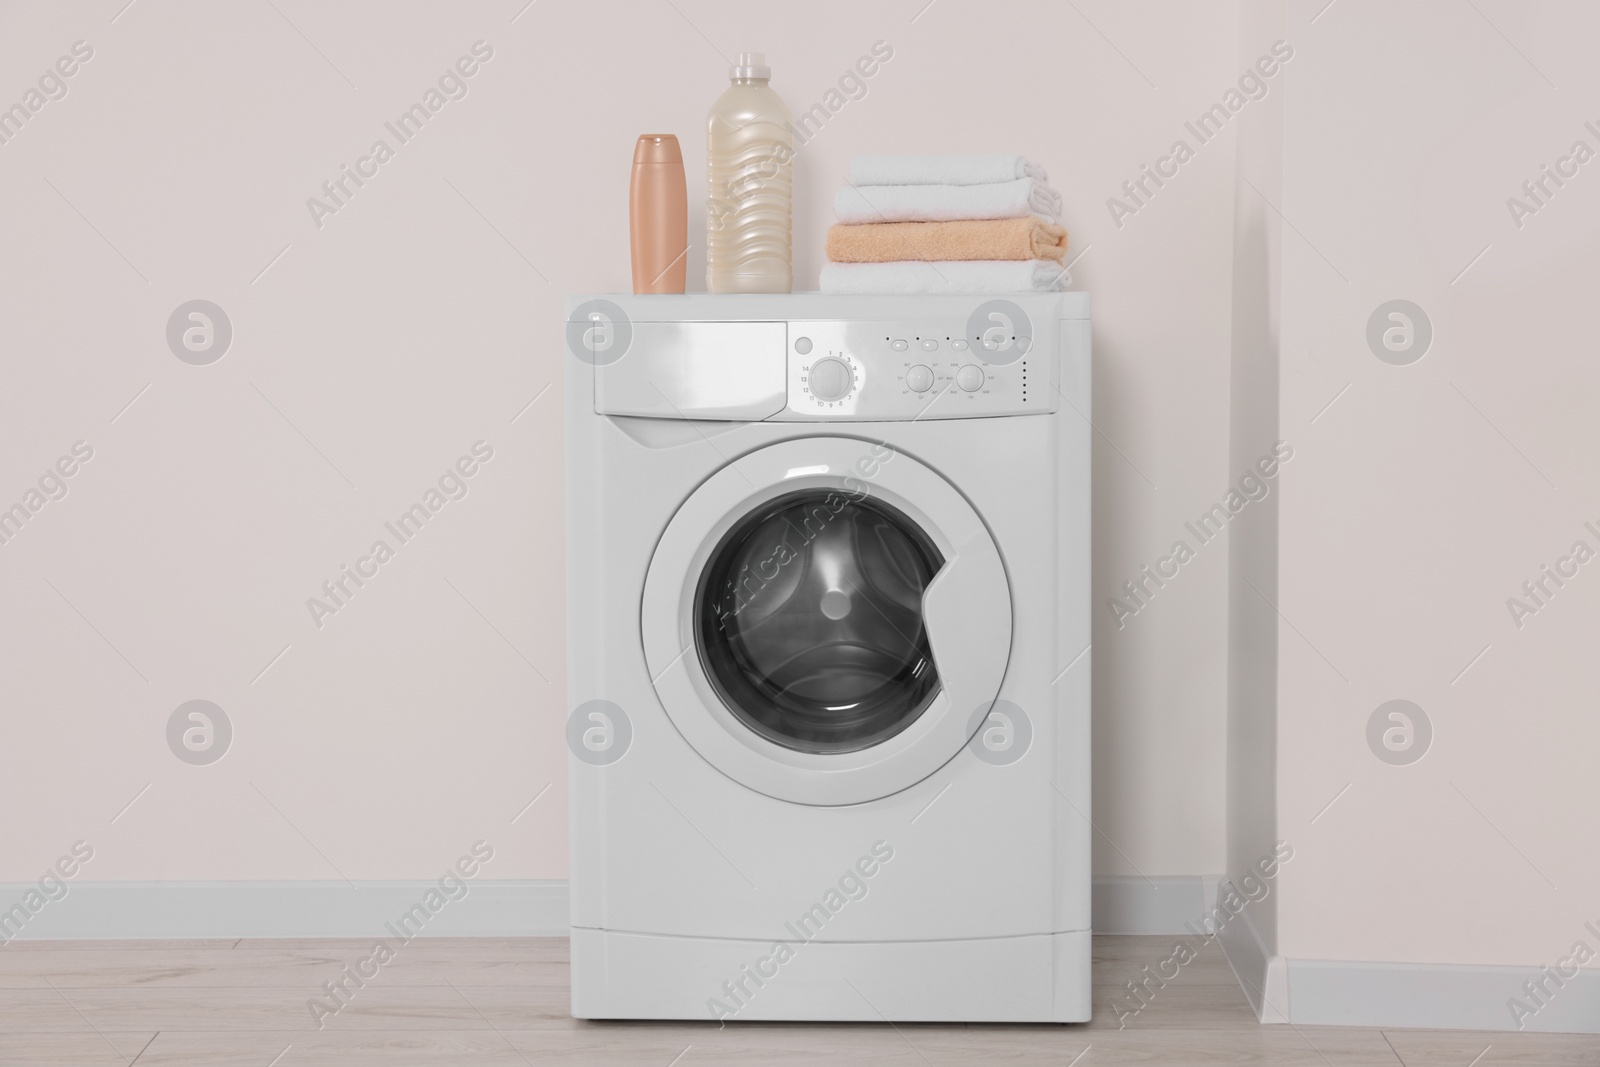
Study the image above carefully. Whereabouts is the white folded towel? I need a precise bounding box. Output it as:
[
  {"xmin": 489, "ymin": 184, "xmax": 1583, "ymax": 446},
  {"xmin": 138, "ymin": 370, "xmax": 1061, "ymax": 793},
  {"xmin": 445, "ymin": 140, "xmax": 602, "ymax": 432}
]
[
  {"xmin": 849, "ymin": 154, "xmax": 1048, "ymax": 187},
  {"xmin": 836, "ymin": 178, "xmax": 1063, "ymax": 225},
  {"xmin": 818, "ymin": 260, "xmax": 1069, "ymax": 295}
]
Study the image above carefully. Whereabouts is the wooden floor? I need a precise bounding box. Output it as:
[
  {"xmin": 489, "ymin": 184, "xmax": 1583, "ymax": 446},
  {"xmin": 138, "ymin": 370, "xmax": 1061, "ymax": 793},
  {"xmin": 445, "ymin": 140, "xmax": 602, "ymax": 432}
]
[{"xmin": 0, "ymin": 934, "xmax": 1593, "ymax": 1066}]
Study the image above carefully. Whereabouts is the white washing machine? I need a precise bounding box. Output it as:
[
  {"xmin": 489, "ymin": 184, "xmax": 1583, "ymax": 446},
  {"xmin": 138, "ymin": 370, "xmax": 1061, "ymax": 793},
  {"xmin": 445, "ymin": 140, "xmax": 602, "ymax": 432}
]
[{"xmin": 564, "ymin": 292, "xmax": 1091, "ymax": 1022}]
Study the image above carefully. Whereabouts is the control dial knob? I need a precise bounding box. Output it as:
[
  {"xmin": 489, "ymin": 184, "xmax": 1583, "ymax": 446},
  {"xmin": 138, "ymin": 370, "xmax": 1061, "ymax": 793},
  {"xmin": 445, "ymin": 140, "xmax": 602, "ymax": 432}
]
[{"xmin": 808, "ymin": 357, "xmax": 854, "ymax": 402}]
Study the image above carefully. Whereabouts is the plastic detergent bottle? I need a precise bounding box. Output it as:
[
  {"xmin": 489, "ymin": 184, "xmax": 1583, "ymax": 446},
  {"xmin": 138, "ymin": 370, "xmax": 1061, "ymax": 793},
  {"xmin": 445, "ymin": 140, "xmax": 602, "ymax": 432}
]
[{"xmin": 706, "ymin": 52, "xmax": 792, "ymax": 293}]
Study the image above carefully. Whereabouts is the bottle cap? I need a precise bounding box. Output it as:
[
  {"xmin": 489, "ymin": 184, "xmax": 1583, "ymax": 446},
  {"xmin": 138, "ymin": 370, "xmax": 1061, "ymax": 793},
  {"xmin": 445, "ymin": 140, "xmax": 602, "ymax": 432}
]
[
  {"xmin": 633, "ymin": 134, "xmax": 682, "ymax": 165},
  {"xmin": 730, "ymin": 52, "xmax": 770, "ymax": 80}
]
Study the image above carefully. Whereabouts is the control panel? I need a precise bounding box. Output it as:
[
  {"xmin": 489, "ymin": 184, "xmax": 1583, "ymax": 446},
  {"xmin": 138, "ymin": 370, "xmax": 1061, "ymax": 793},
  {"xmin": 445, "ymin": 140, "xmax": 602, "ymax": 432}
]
[{"xmin": 773, "ymin": 319, "xmax": 1055, "ymax": 421}]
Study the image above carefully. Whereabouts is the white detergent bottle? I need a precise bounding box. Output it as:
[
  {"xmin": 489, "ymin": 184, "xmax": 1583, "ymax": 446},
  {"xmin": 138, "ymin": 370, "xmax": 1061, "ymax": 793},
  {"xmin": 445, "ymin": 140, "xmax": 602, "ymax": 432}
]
[{"xmin": 706, "ymin": 52, "xmax": 792, "ymax": 293}]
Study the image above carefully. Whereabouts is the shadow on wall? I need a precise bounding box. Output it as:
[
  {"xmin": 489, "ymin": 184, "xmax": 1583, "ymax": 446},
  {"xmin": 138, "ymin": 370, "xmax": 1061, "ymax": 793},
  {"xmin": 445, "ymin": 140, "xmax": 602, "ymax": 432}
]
[{"xmin": 1225, "ymin": 161, "xmax": 1281, "ymax": 980}]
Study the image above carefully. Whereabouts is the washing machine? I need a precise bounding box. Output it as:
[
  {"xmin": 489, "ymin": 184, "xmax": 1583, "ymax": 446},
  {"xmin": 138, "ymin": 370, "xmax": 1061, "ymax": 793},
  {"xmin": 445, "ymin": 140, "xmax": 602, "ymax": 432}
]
[{"xmin": 564, "ymin": 292, "xmax": 1090, "ymax": 1022}]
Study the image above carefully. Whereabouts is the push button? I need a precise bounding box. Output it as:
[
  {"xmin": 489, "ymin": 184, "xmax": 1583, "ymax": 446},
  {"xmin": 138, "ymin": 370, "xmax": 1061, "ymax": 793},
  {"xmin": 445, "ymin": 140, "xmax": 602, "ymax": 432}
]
[
  {"xmin": 890, "ymin": 339, "xmax": 909, "ymax": 352},
  {"xmin": 920, "ymin": 339, "xmax": 939, "ymax": 351}
]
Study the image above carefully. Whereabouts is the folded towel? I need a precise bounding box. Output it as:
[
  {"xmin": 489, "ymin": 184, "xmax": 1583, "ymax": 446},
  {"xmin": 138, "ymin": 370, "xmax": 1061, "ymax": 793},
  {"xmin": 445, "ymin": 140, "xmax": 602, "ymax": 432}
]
[
  {"xmin": 836, "ymin": 178, "xmax": 1063, "ymax": 225},
  {"xmin": 827, "ymin": 217, "xmax": 1067, "ymax": 264},
  {"xmin": 849, "ymin": 154, "xmax": 1048, "ymax": 187},
  {"xmin": 818, "ymin": 260, "xmax": 1069, "ymax": 295}
]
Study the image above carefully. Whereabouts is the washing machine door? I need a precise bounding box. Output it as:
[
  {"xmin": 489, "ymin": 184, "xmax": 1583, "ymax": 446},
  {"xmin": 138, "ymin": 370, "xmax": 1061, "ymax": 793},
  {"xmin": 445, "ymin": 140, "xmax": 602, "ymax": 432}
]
[{"xmin": 642, "ymin": 436, "xmax": 1012, "ymax": 805}]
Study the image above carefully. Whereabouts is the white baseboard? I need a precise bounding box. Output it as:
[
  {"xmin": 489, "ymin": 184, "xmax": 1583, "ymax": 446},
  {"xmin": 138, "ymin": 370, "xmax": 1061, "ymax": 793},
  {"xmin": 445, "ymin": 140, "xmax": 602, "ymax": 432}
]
[
  {"xmin": 1091, "ymin": 875, "xmax": 1208, "ymax": 935},
  {"xmin": 2, "ymin": 876, "xmax": 1204, "ymax": 942},
  {"xmin": 0, "ymin": 881, "xmax": 569, "ymax": 941},
  {"xmin": 1212, "ymin": 896, "xmax": 1600, "ymax": 1034},
  {"xmin": 1284, "ymin": 957, "xmax": 1600, "ymax": 1034},
  {"xmin": 1215, "ymin": 901, "xmax": 1288, "ymax": 1023}
]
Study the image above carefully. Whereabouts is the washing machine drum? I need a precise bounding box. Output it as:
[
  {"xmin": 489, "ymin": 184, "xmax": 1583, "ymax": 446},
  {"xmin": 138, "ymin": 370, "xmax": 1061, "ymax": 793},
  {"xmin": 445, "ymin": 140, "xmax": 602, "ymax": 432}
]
[
  {"xmin": 641, "ymin": 436, "xmax": 1012, "ymax": 806},
  {"xmin": 696, "ymin": 490, "xmax": 944, "ymax": 754}
]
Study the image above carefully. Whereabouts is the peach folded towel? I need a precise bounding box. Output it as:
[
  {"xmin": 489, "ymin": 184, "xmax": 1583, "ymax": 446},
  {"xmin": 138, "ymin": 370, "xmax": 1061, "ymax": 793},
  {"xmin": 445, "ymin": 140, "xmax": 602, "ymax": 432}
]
[{"xmin": 826, "ymin": 217, "xmax": 1068, "ymax": 264}]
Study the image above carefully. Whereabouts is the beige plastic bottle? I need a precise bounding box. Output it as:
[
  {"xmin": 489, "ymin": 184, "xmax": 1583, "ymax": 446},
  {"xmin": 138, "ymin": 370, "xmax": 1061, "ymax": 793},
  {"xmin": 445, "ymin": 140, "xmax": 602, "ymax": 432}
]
[{"xmin": 706, "ymin": 52, "xmax": 792, "ymax": 293}]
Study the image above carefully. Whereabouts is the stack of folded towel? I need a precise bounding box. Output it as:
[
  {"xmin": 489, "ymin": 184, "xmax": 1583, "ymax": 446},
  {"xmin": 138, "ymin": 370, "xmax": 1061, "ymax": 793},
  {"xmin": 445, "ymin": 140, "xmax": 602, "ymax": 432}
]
[{"xmin": 819, "ymin": 154, "xmax": 1069, "ymax": 294}]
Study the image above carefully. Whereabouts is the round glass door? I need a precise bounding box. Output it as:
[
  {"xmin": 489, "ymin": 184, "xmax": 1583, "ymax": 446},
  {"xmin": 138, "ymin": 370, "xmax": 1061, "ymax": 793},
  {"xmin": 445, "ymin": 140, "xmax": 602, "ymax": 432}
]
[
  {"xmin": 695, "ymin": 490, "xmax": 944, "ymax": 754},
  {"xmin": 641, "ymin": 435, "xmax": 1013, "ymax": 805}
]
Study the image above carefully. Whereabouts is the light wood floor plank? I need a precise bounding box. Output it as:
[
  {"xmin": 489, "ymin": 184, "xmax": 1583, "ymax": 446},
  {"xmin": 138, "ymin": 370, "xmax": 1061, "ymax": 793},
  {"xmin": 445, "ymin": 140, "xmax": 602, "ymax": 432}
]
[
  {"xmin": 1382, "ymin": 1029, "xmax": 1600, "ymax": 1065},
  {"xmin": 0, "ymin": 944, "xmax": 568, "ymax": 990},
  {"xmin": 0, "ymin": 935, "xmax": 1587, "ymax": 1065},
  {"xmin": 106, "ymin": 1026, "xmax": 1413, "ymax": 1067},
  {"xmin": 0, "ymin": 983, "xmax": 575, "ymax": 1033},
  {"xmin": 0, "ymin": 1029, "xmax": 157, "ymax": 1066}
]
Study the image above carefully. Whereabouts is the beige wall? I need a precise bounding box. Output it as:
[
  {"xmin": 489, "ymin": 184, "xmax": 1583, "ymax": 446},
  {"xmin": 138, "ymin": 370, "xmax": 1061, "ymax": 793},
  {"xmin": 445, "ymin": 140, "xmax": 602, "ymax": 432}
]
[
  {"xmin": 13, "ymin": 0, "xmax": 1587, "ymax": 972},
  {"xmin": 0, "ymin": 1, "xmax": 1243, "ymax": 883},
  {"xmin": 1273, "ymin": 0, "xmax": 1600, "ymax": 965}
]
